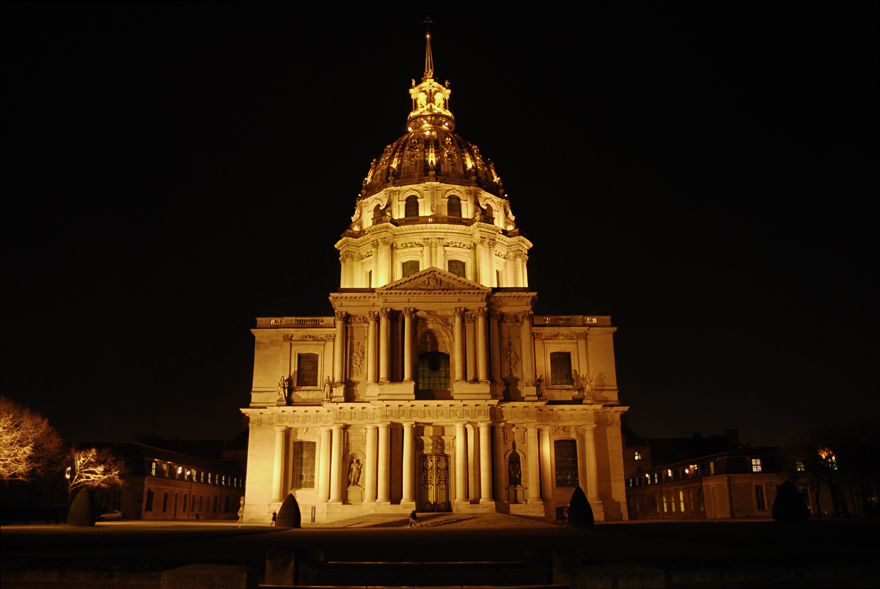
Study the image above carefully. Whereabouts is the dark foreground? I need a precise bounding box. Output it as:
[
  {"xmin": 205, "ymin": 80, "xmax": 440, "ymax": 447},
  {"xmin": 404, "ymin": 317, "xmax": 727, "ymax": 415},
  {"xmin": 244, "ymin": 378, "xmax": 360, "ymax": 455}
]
[{"xmin": 2, "ymin": 515, "xmax": 878, "ymax": 588}]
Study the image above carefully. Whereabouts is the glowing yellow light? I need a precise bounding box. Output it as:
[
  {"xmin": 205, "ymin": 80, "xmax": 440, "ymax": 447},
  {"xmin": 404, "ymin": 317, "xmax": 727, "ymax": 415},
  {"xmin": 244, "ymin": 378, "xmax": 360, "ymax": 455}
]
[
  {"xmin": 177, "ymin": 466, "xmax": 182, "ymax": 474},
  {"xmin": 507, "ymin": 224, "xmax": 514, "ymax": 230}
]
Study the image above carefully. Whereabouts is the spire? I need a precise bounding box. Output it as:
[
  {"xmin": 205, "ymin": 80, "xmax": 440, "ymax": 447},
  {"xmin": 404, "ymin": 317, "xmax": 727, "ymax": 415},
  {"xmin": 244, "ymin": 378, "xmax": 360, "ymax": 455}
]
[{"xmin": 423, "ymin": 17, "xmax": 434, "ymax": 81}]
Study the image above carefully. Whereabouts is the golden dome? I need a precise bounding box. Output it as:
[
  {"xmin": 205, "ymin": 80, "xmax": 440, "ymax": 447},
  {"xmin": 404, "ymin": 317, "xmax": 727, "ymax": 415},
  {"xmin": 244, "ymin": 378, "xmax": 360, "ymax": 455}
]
[{"xmin": 359, "ymin": 32, "xmax": 505, "ymax": 201}]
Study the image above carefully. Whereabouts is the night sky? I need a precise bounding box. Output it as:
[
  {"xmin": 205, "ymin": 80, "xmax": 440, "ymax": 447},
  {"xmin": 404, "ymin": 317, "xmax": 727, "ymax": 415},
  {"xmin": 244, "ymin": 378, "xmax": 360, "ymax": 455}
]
[{"xmin": 6, "ymin": 3, "xmax": 878, "ymax": 448}]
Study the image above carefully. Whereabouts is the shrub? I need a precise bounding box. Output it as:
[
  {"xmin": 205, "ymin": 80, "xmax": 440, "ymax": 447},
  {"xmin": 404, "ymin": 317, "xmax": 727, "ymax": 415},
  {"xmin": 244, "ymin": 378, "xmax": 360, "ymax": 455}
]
[
  {"xmin": 276, "ymin": 493, "xmax": 301, "ymax": 528},
  {"xmin": 567, "ymin": 486, "xmax": 594, "ymax": 527},
  {"xmin": 772, "ymin": 480, "xmax": 810, "ymax": 522},
  {"xmin": 67, "ymin": 487, "xmax": 96, "ymax": 526}
]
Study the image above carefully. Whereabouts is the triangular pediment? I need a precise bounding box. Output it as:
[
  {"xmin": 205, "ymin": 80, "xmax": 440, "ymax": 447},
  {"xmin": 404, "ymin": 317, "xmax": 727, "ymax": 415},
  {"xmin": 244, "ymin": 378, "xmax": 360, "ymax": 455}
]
[{"xmin": 378, "ymin": 267, "xmax": 490, "ymax": 293}]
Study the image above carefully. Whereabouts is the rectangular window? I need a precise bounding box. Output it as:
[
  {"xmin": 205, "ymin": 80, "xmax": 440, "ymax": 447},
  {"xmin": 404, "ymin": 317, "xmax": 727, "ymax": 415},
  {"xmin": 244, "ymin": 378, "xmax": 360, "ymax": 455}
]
[
  {"xmin": 182, "ymin": 494, "xmax": 187, "ymax": 512},
  {"xmin": 634, "ymin": 451, "xmax": 641, "ymax": 460},
  {"xmin": 145, "ymin": 489, "xmax": 154, "ymax": 512},
  {"xmin": 162, "ymin": 492, "xmax": 168, "ymax": 512},
  {"xmin": 554, "ymin": 440, "xmax": 579, "ymax": 487},
  {"xmin": 293, "ymin": 441, "xmax": 317, "ymax": 489},
  {"xmin": 679, "ymin": 490, "xmax": 685, "ymax": 512},
  {"xmin": 448, "ymin": 260, "xmax": 466, "ymax": 278},
  {"xmin": 367, "ymin": 270, "xmax": 372, "ymax": 287},
  {"xmin": 151, "ymin": 462, "xmax": 156, "ymax": 476},
  {"xmin": 496, "ymin": 270, "xmax": 501, "ymax": 287},
  {"xmin": 297, "ymin": 353, "xmax": 319, "ymax": 387},
  {"xmin": 199, "ymin": 495, "xmax": 203, "ymax": 512},
  {"xmin": 402, "ymin": 260, "xmax": 420, "ymax": 278},
  {"xmin": 662, "ymin": 494, "xmax": 667, "ymax": 512},
  {"xmin": 213, "ymin": 496, "xmax": 218, "ymax": 513},
  {"xmin": 709, "ymin": 461, "xmax": 715, "ymax": 475},
  {"xmin": 550, "ymin": 352, "xmax": 573, "ymax": 385},
  {"xmin": 751, "ymin": 458, "xmax": 762, "ymax": 473},
  {"xmin": 755, "ymin": 485, "xmax": 766, "ymax": 510},
  {"xmin": 417, "ymin": 351, "xmax": 450, "ymax": 389}
]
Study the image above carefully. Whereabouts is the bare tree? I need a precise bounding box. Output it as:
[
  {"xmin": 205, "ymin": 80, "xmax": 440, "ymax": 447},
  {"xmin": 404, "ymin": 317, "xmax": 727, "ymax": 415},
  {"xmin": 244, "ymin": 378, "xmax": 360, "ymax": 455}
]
[
  {"xmin": 68, "ymin": 447, "xmax": 122, "ymax": 490},
  {"xmin": 0, "ymin": 396, "xmax": 65, "ymax": 481}
]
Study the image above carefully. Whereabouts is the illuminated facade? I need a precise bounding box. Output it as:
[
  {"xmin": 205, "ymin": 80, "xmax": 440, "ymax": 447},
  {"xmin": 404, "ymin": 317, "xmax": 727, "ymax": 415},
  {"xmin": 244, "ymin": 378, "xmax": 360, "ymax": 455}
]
[{"xmin": 241, "ymin": 33, "xmax": 629, "ymax": 523}]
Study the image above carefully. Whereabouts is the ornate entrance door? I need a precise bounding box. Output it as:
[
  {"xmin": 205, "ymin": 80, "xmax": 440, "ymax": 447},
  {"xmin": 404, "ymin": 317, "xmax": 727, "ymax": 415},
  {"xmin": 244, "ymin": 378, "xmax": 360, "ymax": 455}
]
[{"xmin": 419, "ymin": 454, "xmax": 450, "ymax": 512}]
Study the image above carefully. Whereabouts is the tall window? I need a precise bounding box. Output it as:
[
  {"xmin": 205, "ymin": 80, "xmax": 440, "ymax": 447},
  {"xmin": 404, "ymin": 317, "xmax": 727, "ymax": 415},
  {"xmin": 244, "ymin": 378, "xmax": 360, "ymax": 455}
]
[
  {"xmin": 293, "ymin": 441, "xmax": 316, "ymax": 488},
  {"xmin": 145, "ymin": 489, "xmax": 154, "ymax": 512},
  {"xmin": 751, "ymin": 458, "xmax": 762, "ymax": 473},
  {"xmin": 755, "ymin": 485, "xmax": 766, "ymax": 510},
  {"xmin": 418, "ymin": 352, "xmax": 450, "ymax": 389},
  {"xmin": 162, "ymin": 492, "xmax": 168, "ymax": 512},
  {"xmin": 448, "ymin": 260, "xmax": 466, "ymax": 278},
  {"xmin": 447, "ymin": 195, "xmax": 461, "ymax": 217},
  {"xmin": 554, "ymin": 440, "xmax": 579, "ymax": 487},
  {"xmin": 496, "ymin": 270, "xmax": 501, "ymax": 287},
  {"xmin": 367, "ymin": 270, "xmax": 372, "ymax": 287},
  {"xmin": 373, "ymin": 204, "xmax": 383, "ymax": 220},
  {"xmin": 550, "ymin": 352, "xmax": 573, "ymax": 385},
  {"xmin": 402, "ymin": 260, "xmax": 420, "ymax": 278},
  {"xmin": 405, "ymin": 195, "xmax": 419, "ymax": 218},
  {"xmin": 297, "ymin": 353, "xmax": 319, "ymax": 387}
]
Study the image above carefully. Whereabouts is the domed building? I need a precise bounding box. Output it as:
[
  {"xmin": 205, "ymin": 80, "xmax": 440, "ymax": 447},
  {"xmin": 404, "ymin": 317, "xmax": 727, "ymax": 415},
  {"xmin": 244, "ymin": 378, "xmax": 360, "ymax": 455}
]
[{"xmin": 241, "ymin": 32, "xmax": 629, "ymax": 523}]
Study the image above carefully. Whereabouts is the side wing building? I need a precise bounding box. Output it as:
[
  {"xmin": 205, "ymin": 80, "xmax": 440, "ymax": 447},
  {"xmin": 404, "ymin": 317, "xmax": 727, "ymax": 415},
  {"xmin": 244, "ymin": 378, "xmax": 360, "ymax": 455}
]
[{"xmin": 241, "ymin": 33, "xmax": 629, "ymax": 524}]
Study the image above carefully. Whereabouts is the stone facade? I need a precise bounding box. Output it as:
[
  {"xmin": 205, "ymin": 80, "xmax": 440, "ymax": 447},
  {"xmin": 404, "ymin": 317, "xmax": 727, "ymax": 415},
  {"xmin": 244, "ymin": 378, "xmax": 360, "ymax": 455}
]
[{"xmin": 240, "ymin": 33, "xmax": 629, "ymax": 524}]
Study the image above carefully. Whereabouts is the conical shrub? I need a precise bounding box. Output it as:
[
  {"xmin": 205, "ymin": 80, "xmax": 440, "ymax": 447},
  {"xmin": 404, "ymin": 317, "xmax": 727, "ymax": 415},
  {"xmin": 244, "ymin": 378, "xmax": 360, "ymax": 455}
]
[
  {"xmin": 67, "ymin": 487, "xmax": 96, "ymax": 526},
  {"xmin": 772, "ymin": 480, "xmax": 810, "ymax": 522},
  {"xmin": 567, "ymin": 486, "xmax": 594, "ymax": 527},
  {"xmin": 276, "ymin": 493, "xmax": 301, "ymax": 528}
]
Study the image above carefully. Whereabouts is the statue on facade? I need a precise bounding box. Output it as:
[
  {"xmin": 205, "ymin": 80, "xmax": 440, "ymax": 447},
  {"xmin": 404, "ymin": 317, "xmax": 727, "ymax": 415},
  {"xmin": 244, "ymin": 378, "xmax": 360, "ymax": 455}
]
[
  {"xmin": 322, "ymin": 376, "xmax": 332, "ymax": 401},
  {"xmin": 536, "ymin": 375, "xmax": 546, "ymax": 400},
  {"xmin": 278, "ymin": 376, "xmax": 289, "ymax": 403},
  {"xmin": 237, "ymin": 497, "xmax": 245, "ymax": 523},
  {"xmin": 348, "ymin": 458, "xmax": 363, "ymax": 487}
]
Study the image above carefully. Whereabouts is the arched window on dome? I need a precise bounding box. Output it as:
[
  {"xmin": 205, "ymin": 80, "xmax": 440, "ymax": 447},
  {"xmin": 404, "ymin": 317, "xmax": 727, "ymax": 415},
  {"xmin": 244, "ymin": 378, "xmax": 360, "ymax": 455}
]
[
  {"xmin": 405, "ymin": 195, "xmax": 419, "ymax": 218},
  {"xmin": 373, "ymin": 204, "xmax": 383, "ymax": 220},
  {"xmin": 448, "ymin": 260, "xmax": 466, "ymax": 279},
  {"xmin": 484, "ymin": 204, "xmax": 494, "ymax": 223},
  {"xmin": 447, "ymin": 195, "xmax": 461, "ymax": 218}
]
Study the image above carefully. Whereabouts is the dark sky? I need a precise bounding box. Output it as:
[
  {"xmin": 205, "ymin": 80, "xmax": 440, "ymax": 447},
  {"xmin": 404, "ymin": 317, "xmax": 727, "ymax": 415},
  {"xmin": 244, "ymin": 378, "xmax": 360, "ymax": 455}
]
[{"xmin": 6, "ymin": 2, "xmax": 878, "ymax": 447}]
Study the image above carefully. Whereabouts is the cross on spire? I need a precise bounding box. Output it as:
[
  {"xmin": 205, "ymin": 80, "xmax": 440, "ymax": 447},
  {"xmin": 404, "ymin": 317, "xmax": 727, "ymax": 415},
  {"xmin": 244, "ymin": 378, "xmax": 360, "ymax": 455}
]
[{"xmin": 423, "ymin": 17, "xmax": 434, "ymax": 81}]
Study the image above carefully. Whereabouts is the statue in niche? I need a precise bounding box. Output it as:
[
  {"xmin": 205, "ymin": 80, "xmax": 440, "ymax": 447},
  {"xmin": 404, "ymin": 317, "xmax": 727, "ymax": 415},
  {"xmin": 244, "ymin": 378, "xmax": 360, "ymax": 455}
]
[
  {"xmin": 348, "ymin": 459, "xmax": 363, "ymax": 487},
  {"xmin": 508, "ymin": 451, "xmax": 522, "ymax": 487},
  {"xmin": 536, "ymin": 375, "xmax": 546, "ymax": 400}
]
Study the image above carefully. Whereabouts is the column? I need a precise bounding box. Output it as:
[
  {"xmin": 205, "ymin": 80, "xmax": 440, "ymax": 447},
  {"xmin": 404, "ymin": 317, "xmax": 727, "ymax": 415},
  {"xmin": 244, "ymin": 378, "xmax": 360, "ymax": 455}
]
[
  {"xmin": 583, "ymin": 423, "xmax": 599, "ymax": 501},
  {"xmin": 333, "ymin": 311, "xmax": 346, "ymax": 384},
  {"xmin": 318, "ymin": 426, "xmax": 332, "ymax": 503},
  {"xmin": 423, "ymin": 238, "xmax": 433, "ymax": 268},
  {"xmin": 329, "ymin": 425, "xmax": 343, "ymax": 504},
  {"xmin": 479, "ymin": 422, "xmax": 493, "ymax": 504},
  {"xmin": 367, "ymin": 311, "xmax": 378, "ymax": 384},
  {"xmin": 492, "ymin": 424, "xmax": 505, "ymax": 502},
  {"xmin": 467, "ymin": 424, "xmax": 477, "ymax": 500},
  {"xmin": 286, "ymin": 428, "xmax": 296, "ymax": 492},
  {"xmin": 379, "ymin": 307, "xmax": 391, "ymax": 383},
  {"xmin": 402, "ymin": 423, "xmax": 414, "ymax": 504},
  {"xmin": 339, "ymin": 255, "xmax": 347, "ymax": 288},
  {"xmin": 272, "ymin": 426, "xmax": 287, "ymax": 502},
  {"xmin": 520, "ymin": 311, "xmax": 535, "ymax": 386},
  {"xmin": 490, "ymin": 311, "xmax": 502, "ymax": 383},
  {"xmin": 436, "ymin": 238, "xmax": 445, "ymax": 270},
  {"xmin": 526, "ymin": 424, "xmax": 542, "ymax": 504},
  {"xmin": 403, "ymin": 308, "xmax": 415, "ymax": 382},
  {"xmin": 370, "ymin": 240, "xmax": 379, "ymax": 287},
  {"xmin": 521, "ymin": 254, "xmax": 529, "ymax": 287},
  {"xmin": 453, "ymin": 308, "xmax": 466, "ymax": 382},
  {"xmin": 476, "ymin": 308, "xmax": 489, "ymax": 383},
  {"xmin": 474, "ymin": 237, "xmax": 486, "ymax": 285},
  {"xmin": 364, "ymin": 424, "xmax": 378, "ymax": 503},
  {"xmin": 539, "ymin": 426, "xmax": 553, "ymax": 502},
  {"xmin": 455, "ymin": 422, "xmax": 467, "ymax": 504},
  {"xmin": 382, "ymin": 237, "xmax": 393, "ymax": 284},
  {"xmin": 377, "ymin": 423, "xmax": 391, "ymax": 504},
  {"xmin": 465, "ymin": 315, "xmax": 476, "ymax": 382}
]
